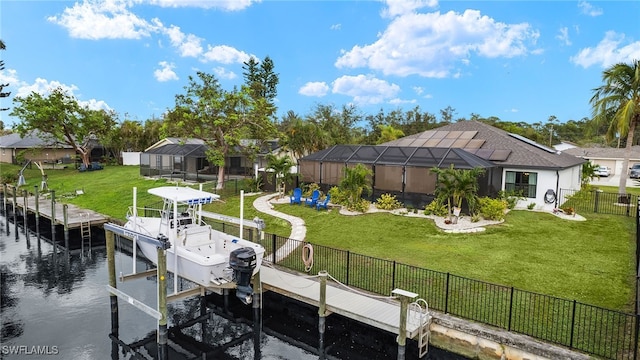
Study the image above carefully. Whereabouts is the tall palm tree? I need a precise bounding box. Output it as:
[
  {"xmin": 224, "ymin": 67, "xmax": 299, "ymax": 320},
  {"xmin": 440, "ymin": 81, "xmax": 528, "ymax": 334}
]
[{"xmin": 590, "ymin": 60, "xmax": 640, "ymax": 195}]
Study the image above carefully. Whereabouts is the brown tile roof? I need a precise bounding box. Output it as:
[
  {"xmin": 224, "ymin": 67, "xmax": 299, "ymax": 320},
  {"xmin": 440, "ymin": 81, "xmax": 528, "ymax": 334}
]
[{"xmin": 382, "ymin": 120, "xmax": 585, "ymax": 170}]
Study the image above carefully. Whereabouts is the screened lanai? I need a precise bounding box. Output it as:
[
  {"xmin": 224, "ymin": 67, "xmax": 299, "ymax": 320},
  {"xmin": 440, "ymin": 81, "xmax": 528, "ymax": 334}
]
[{"xmin": 298, "ymin": 145, "xmax": 500, "ymax": 207}]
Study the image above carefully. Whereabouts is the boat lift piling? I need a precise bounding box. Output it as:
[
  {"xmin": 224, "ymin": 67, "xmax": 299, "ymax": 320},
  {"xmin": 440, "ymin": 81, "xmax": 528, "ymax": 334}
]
[
  {"xmin": 50, "ymin": 191, "xmax": 57, "ymax": 264},
  {"xmin": 22, "ymin": 190, "xmax": 30, "ymax": 248},
  {"xmin": 392, "ymin": 288, "xmax": 419, "ymax": 360},
  {"xmin": 252, "ymin": 270, "xmax": 262, "ymax": 360},
  {"xmin": 104, "ymin": 223, "xmax": 171, "ymax": 360}
]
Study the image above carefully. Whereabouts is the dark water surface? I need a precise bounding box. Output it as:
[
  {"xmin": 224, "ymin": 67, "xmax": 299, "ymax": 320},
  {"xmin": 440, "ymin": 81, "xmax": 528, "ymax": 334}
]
[{"xmin": 0, "ymin": 219, "xmax": 467, "ymax": 359}]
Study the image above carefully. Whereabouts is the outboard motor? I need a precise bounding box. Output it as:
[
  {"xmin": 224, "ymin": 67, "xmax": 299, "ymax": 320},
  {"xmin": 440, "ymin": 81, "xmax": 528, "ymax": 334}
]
[{"xmin": 229, "ymin": 247, "xmax": 257, "ymax": 305}]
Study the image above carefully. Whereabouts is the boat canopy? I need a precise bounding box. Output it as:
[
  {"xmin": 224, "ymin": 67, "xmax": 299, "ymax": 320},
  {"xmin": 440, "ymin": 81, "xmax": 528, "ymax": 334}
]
[{"xmin": 148, "ymin": 186, "xmax": 220, "ymax": 205}]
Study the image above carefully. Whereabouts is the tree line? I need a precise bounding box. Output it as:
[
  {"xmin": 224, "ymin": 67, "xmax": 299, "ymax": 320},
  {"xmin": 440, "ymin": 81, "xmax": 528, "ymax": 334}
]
[{"xmin": 2, "ymin": 36, "xmax": 639, "ymax": 191}]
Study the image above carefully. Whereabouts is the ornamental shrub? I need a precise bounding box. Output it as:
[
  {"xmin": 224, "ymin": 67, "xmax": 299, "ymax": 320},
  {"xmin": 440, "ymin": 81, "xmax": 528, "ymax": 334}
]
[
  {"xmin": 375, "ymin": 193, "xmax": 402, "ymax": 210},
  {"xmin": 423, "ymin": 199, "xmax": 448, "ymax": 217},
  {"xmin": 477, "ymin": 197, "xmax": 507, "ymax": 221}
]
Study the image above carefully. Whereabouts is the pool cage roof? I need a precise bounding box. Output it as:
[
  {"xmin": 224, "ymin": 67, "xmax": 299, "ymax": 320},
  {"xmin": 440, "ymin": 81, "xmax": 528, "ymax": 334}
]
[
  {"xmin": 300, "ymin": 145, "xmax": 496, "ymax": 169},
  {"xmin": 144, "ymin": 144, "xmax": 208, "ymax": 157}
]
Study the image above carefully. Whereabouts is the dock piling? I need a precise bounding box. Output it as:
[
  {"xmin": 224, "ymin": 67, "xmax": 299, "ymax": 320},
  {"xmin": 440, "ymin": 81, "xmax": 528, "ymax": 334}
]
[
  {"xmin": 34, "ymin": 186, "xmax": 40, "ymax": 240},
  {"xmin": 22, "ymin": 190, "xmax": 30, "ymax": 248},
  {"xmin": 3, "ymin": 184, "xmax": 9, "ymax": 235},
  {"xmin": 12, "ymin": 187, "xmax": 17, "ymax": 239},
  {"xmin": 51, "ymin": 191, "xmax": 57, "ymax": 263},
  {"xmin": 318, "ymin": 270, "xmax": 328, "ymax": 360},
  {"xmin": 63, "ymin": 204, "xmax": 69, "ymax": 252}
]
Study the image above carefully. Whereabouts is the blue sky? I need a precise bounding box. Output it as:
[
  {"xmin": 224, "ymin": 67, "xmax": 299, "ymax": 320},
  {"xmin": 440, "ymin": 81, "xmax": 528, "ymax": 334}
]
[{"xmin": 1, "ymin": 0, "xmax": 639, "ymax": 129}]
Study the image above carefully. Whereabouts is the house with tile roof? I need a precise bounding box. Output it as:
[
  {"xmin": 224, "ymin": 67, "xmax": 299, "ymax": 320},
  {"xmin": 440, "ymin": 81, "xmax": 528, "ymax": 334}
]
[{"xmin": 299, "ymin": 120, "xmax": 586, "ymax": 210}]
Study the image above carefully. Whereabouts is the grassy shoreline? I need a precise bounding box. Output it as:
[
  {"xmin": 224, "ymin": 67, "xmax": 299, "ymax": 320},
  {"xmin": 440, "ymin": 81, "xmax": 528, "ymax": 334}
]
[{"xmin": 0, "ymin": 164, "xmax": 636, "ymax": 311}]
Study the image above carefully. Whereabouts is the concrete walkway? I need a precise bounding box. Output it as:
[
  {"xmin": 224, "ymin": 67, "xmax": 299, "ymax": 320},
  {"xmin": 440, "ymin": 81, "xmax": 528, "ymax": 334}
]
[{"xmin": 252, "ymin": 193, "xmax": 306, "ymax": 262}]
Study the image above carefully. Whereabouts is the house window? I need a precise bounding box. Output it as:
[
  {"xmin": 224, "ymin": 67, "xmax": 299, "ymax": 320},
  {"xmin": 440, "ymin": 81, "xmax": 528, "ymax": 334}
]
[{"xmin": 505, "ymin": 171, "xmax": 537, "ymax": 198}]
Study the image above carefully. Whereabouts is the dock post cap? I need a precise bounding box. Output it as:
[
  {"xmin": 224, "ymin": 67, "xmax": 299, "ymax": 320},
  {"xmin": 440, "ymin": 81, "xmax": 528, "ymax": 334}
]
[
  {"xmin": 318, "ymin": 270, "xmax": 328, "ymax": 276},
  {"xmin": 391, "ymin": 288, "xmax": 418, "ymax": 299}
]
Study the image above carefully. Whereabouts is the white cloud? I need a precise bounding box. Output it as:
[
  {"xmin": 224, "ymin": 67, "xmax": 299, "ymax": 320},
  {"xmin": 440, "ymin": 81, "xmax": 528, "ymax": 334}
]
[
  {"xmin": 330, "ymin": 23, "xmax": 341, "ymax": 31},
  {"xmin": 412, "ymin": 86, "xmax": 424, "ymax": 95},
  {"xmin": 336, "ymin": 10, "xmax": 539, "ymax": 78},
  {"xmin": 299, "ymin": 82, "xmax": 330, "ymax": 97},
  {"xmin": 556, "ymin": 27, "xmax": 571, "ymax": 46},
  {"xmin": 145, "ymin": 0, "xmax": 257, "ymax": 11},
  {"xmin": 389, "ymin": 98, "xmax": 417, "ymax": 105},
  {"xmin": 202, "ymin": 45, "xmax": 254, "ymax": 64},
  {"xmin": 212, "ymin": 66, "xmax": 237, "ymax": 80},
  {"xmin": 164, "ymin": 25, "xmax": 203, "ymax": 57},
  {"xmin": 381, "ymin": 0, "xmax": 438, "ymax": 18},
  {"xmin": 154, "ymin": 61, "xmax": 178, "ymax": 82},
  {"xmin": 332, "ymin": 75, "xmax": 400, "ymax": 105},
  {"xmin": 571, "ymin": 31, "xmax": 640, "ymax": 68},
  {"xmin": 48, "ymin": 0, "xmax": 157, "ymax": 40},
  {"xmin": 578, "ymin": 1, "xmax": 603, "ymax": 17}
]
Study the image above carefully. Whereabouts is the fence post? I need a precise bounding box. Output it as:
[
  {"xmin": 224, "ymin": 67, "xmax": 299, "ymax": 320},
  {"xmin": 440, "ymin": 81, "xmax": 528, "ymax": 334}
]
[
  {"xmin": 445, "ymin": 272, "xmax": 450, "ymax": 314},
  {"xmin": 507, "ymin": 287, "xmax": 514, "ymax": 331},
  {"xmin": 346, "ymin": 251, "xmax": 350, "ymax": 286},
  {"xmin": 272, "ymin": 233, "xmax": 277, "ymax": 264},
  {"xmin": 392, "ymin": 260, "xmax": 396, "ymax": 290},
  {"xmin": 594, "ymin": 190, "xmax": 599, "ymax": 213},
  {"xmin": 569, "ymin": 299, "xmax": 576, "ymax": 349}
]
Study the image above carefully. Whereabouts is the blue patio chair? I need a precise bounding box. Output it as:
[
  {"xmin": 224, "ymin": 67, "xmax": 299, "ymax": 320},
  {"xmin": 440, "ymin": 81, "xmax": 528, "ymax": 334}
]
[
  {"xmin": 316, "ymin": 194, "xmax": 331, "ymax": 211},
  {"xmin": 305, "ymin": 190, "xmax": 320, "ymax": 207},
  {"xmin": 290, "ymin": 187, "xmax": 302, "ymax": 205}
]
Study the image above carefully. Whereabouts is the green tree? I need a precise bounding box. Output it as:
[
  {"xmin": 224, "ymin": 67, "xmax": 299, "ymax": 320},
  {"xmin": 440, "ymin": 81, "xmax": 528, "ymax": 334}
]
[
  {"xmin": 432, "ymin": 164, "xmax": 485, "ymax": 223},
  {"xmin": 590, "ymin": 60, "xmax": 640, "ymax": 194},
  {"xmin": 167, "ymin": 71, "xmax": 277, "ymax": 189},
  {"xmin": 0, "ymin": 39, "xmax": 10, "ymax": 112},
  {"xmin": 10, "ymin": 87, "xmax": 117, "ymax": 167},
  {"xmin": 265, "ymin": 154, "xmax": 297, "ymax": 198},
  {"xmin": 376, "ymin": 124, "xmax": 405, "ymax": 144},
  {"xmin": 339, "ymin": 163, "xmax": 373, "ymax": 207}
]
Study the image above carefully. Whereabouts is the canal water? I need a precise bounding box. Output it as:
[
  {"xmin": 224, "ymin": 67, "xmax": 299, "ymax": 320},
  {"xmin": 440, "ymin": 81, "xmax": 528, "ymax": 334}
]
[{"xmin": 0, "ymin": 217, "xmax": 468, "ymax": 359}]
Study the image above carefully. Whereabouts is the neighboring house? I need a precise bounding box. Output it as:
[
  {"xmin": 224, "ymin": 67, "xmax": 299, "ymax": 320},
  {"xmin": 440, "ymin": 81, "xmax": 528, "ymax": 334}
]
[
  {"xmin": 561, "ymin": 146, "xmax": 640, "ymax": 176},
  {"xmin": 299, "ymin": 120, "xmax": 586, "ymax": 210},
  {"xmin": 553, "ymin": 141, "xmax": 578, "ymax": 152},
  {"xmin": 0, "ymin": 131, "xmax": 75, "ymax": 164},
  {"xmin": 140, "ymin": 137, "xmax": 282, "ymax": 181}
]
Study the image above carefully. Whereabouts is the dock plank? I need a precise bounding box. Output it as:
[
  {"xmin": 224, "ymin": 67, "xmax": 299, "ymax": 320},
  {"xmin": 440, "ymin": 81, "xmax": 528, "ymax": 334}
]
[
  {"xmin": 8, "ymin": 195, "xmax": 109, "ymax": 229},
  {"xmin": 260, "ymin": 266, "xmax": 427, "ymax": 339}
]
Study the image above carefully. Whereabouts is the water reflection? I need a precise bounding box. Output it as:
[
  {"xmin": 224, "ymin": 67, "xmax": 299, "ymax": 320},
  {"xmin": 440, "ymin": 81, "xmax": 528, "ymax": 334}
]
[{"xmin": 1, "ymin": 216, "xmax": 466, "ymax": 359}]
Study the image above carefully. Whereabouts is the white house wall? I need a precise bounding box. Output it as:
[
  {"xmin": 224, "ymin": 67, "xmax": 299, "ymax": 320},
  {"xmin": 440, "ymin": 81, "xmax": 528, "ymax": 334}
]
[{"xmin": 503, "ymin": 166, "xmax": 581, "ymax": 211}]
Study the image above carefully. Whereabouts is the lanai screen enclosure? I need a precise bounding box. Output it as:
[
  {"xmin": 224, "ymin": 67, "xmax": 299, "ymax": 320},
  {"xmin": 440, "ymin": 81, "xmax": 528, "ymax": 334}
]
[{"xmin": 298, "ymin": 145, "xmax": 500, "ymax": 207}]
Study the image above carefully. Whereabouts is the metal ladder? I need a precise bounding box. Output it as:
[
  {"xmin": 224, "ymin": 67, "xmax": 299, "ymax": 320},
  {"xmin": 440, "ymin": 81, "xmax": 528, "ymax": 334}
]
[
  {"xmin": 80, "ymin": 213, "xmax": 92, "ymax": 259},
  {"xmin": 409, "ymin": 298, "xmax": 431, "ymax": 358}
]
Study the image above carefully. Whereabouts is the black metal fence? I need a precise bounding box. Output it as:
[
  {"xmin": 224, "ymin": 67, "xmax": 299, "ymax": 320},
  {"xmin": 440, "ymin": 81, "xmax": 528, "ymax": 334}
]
[
  {"xmin": 197, "ymin": 219, "xmax": 640, "ymax": 360},
  {"xmin": 559, "ymin": 188, "xmax": 638, "ymax": 217}
]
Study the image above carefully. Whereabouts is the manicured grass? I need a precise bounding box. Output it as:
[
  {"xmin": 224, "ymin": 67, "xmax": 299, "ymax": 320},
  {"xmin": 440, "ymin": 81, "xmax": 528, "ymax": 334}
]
[
  {"xmin": 0, "ymin": 164, "xmax": 635, "ymax": 311},
  {"xmin": 274, "ymin": 202, "xmax": 636, "ymax": 311}
]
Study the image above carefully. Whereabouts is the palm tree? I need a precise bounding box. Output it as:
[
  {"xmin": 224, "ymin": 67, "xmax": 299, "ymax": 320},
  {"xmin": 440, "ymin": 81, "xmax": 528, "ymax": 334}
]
[
  {"xmin": 590, "ymin": 60, "xmax": 640, "ymax": 195},
  {"xmin": 432, "ymin": 165, "xmax": 485, "ymax": 223},
  {"xmin": 266, "ymin": 154, "xmax": 297, "ymax": 198},
  {"xmin": 339, "ymin": 164, "xmax": 373, "ymax": 207},
  {"xmin": 376, "ymin": 124, "xmax": 405, "ymax": 144}
]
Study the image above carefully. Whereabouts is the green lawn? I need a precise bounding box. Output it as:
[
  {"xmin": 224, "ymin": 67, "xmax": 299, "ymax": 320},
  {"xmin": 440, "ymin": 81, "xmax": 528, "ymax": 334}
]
[{"xmin": 0, "ymin": 164, "xmax": 636, "ymax": 311}]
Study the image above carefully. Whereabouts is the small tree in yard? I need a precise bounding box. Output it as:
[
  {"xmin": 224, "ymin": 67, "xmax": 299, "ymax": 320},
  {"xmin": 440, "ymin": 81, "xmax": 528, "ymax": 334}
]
[
  {"xmin": 339, "ymin": 163, "xmax": 373, "ymax": 211},
  {"xmin": 266, "ymin": 154, "xmax": 297, "ymax": 198},
  {"xmin": 10, "ymin": 87, "xmax": 117, "ymax": 168},
  {"xmin": 431, "ymin": 165, "xmax": 485, "ymax": 223}
]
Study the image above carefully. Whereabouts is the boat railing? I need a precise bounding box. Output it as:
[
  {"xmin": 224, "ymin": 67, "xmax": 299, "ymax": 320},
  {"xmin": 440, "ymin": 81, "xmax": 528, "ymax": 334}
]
[{"xmin": 127, "ymin": 206, "xmax": 164, "ymax": 219}]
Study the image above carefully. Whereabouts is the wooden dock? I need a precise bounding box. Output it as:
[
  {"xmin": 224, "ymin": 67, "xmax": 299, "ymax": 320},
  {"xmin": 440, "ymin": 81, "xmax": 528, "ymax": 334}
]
[
  {"xmin": 6, "ymin": 195, "xmax": 109, "ymax": 229},
  {"xmin": 259, "ymin": 265, "xmax": 429, "ymax": 340}
]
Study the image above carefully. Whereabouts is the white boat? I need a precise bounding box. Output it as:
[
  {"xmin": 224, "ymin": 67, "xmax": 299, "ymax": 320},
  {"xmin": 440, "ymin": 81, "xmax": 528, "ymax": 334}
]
[{"xmin": 123, "ymin": 186, "xmax": 265, "ymax": 304}]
